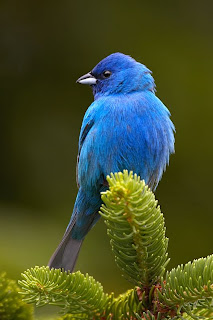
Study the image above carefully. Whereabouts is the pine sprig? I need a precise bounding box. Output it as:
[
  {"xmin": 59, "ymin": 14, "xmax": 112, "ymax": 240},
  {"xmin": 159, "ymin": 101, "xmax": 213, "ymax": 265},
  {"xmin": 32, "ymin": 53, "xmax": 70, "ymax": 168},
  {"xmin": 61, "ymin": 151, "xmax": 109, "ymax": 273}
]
[
  {"xmin": 100, "ymin": 170, "xmax": 169, "ymax": 286},
  {"xmin": 159, "ymin": 255, "xmax": 213, "ymax": 306},
  {"xmin": 57, "ymin": 314, "xmax": 91, "ymax": 320},
  {"xmin": 107, "ymin": 288, "xmax": 144, "ymax": 319},
  {"xmin": 14, "ymin": 171, "xmax": 212, "ymax": 320},
  {"xmin": 0, "ymin": 272, "xmax": 33, "ymax": 320},
  {"xmin": 19, "ymin": 266, "xmax": 109, "ymax": 318},
  {"xmin": 156, "ymin": 255, "xmax": 213, "ymax": 319}
]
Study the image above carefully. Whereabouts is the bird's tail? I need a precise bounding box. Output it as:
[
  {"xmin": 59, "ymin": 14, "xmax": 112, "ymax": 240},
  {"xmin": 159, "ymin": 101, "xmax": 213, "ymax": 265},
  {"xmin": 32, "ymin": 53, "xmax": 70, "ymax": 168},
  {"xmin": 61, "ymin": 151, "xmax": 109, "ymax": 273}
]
[
  {"xmin": 48, "ymin": 223, "xmax": 83, "ymax": 272},
  {"xmin": 48, "ymin": 187, "xmax": 104, "ymax": 272}
]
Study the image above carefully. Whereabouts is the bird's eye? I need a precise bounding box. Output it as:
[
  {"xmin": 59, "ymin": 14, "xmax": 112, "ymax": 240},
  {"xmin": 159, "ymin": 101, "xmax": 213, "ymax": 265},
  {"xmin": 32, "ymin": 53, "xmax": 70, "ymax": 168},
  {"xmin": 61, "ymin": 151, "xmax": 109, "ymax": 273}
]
[{"xmin": 102, "ymin": 70, "xmax": 112, "ymax": 78}]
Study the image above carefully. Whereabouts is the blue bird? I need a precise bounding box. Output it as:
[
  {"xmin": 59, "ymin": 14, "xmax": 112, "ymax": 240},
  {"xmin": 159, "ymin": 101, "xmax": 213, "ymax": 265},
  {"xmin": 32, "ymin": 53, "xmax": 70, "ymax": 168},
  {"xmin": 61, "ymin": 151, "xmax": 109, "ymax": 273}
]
[{"xmin": 48, "ymin": 53, "xmax": 175, "ymax": 271}]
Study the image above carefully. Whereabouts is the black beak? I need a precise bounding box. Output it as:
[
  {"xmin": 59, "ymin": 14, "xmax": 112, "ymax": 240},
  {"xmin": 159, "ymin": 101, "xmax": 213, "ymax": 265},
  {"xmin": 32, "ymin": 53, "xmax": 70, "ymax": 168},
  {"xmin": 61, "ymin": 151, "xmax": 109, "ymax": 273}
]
[{"xmin": 76, "ymin": 72, "xmax": 97, "ymax": 85}]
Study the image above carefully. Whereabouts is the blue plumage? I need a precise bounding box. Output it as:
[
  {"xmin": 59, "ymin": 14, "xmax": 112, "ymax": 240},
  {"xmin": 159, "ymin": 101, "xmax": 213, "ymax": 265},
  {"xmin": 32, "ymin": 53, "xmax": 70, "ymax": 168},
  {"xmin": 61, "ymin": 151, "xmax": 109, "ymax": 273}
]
[{"xmin": 48, "ymin": 53, "xmax": 175, "ymax": 271}]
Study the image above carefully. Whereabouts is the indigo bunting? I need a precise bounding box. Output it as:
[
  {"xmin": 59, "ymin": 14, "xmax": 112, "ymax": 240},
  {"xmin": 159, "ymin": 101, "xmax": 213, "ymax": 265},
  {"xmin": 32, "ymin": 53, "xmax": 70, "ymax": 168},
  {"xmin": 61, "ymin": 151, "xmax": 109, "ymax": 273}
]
[{"xmin": 48, "ymin": 53, "xmax": 175, "ymax": 271}]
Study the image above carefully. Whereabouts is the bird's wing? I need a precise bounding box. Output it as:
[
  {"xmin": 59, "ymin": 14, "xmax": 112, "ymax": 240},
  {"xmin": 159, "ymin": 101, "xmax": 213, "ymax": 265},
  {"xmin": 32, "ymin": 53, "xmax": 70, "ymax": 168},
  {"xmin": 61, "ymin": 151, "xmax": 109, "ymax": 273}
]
[
  {"xmin": 76, "ymin": 117, "xmax": 94, "ymax": 187},
  {"xmin": 79, "ymin": 94, "xmax": 175, "ymax": 191}
]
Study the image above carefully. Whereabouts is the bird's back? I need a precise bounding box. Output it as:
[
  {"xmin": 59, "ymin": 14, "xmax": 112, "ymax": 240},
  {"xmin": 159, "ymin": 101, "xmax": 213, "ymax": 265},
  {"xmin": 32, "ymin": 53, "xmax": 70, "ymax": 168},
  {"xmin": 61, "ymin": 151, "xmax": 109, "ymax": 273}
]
[{"xmin": 77, "ymin": 91, "xmax": 175, "ymax": 191}]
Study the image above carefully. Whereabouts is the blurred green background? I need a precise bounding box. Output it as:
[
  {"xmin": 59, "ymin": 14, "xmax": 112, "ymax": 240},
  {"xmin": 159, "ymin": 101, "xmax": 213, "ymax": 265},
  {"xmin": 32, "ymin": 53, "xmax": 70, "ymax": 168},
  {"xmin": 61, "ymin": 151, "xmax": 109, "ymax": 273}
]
[{"xmin": 1, "ymin": 0, "xmax": 213, "ymax": 318}]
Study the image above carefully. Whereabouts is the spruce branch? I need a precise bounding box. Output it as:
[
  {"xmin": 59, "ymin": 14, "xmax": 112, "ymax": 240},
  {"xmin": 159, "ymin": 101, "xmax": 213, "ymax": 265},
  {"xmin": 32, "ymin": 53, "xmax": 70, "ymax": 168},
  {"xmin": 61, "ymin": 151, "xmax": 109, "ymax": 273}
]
[
  {"xmin": 107, "ymin": 288, "xmax": 145, "ymax": 319},
  {"xmin": 57, "ymin": 314, "xmax": 92, "ymax": 320},
  {"xmin": 0, "ymin": 272, "xmax": 33, "ymax": 320},
  {"xmin": 16, "ymin": 171, "xmax": 213, "ymax": 320},
  {"xmin": 100, "ymin": 170, "xmax": 169, "ymax": 287},
  {"xmin": 19, "ymin": 266, "xmax": 110, "ymax": 319},
  {"xmin": 18, "ymin": 268, "xmax": 146, "ymax": 320},
  {"xmin": 159, "ymin": 255, "xmax": 213, "ymax": 305},
  {"xmin": 157, "ymin": 255, "xmax": 213, "ymax": 319}
]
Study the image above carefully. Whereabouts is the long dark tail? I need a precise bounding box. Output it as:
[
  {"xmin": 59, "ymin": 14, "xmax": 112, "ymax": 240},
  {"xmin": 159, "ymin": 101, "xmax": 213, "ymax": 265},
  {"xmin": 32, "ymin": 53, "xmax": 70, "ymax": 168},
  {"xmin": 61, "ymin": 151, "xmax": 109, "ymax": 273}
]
[
  {"xmin": 48, "ymin": 222, "xmax": 83, "ymax": 272},
  {"xmin": 48, "ymin": 187, "xmax": 104, "ymax": 272}
]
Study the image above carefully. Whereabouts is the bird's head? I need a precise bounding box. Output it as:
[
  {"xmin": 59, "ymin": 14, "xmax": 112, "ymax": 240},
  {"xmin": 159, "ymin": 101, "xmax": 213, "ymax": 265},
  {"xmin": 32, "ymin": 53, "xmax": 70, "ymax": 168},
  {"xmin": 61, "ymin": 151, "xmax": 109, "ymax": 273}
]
[{"xmin": 76, "ymin": 53, "xmax": 156, "ymax": 99}]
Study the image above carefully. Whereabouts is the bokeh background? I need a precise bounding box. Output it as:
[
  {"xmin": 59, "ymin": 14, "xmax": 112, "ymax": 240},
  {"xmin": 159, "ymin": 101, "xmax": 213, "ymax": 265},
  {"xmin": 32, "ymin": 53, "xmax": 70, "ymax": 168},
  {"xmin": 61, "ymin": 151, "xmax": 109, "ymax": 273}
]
[{"xmin": 1, "ymin": 0, "xmax": 213, "ymax": 318}]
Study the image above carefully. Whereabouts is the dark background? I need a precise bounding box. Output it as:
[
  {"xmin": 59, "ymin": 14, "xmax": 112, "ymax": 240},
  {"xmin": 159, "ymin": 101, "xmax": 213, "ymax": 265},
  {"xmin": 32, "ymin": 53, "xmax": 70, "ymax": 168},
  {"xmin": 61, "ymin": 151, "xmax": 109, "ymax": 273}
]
[{"xmin": 1, "ymin": 1, "xmax": 213, "ymax": 318}]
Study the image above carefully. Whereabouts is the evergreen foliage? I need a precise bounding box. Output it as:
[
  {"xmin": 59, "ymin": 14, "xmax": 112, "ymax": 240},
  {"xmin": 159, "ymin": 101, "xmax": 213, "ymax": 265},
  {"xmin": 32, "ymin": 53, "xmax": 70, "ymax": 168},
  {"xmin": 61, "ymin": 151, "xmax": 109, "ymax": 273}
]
[
  {"xmin": 158, "ymin": 255, "xmax": 213, "ymax": 319},
  {"xmin": 0, "ymin": 272, "xmax": 33, "ymax": 320},
  {"xmin": 100, "ymin": 171, "xmax": 169, "ymax": 286},
  {"xmin": 19, "ymin": 266, "xmax": 109, "ymax": 318},
  {"xmin": 1, "ymin": 170, "xmax": 212, "ymax": 319},
  {"xmin": 160, "ymin": 255, "xmax": 213, "ymax": 306}
]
